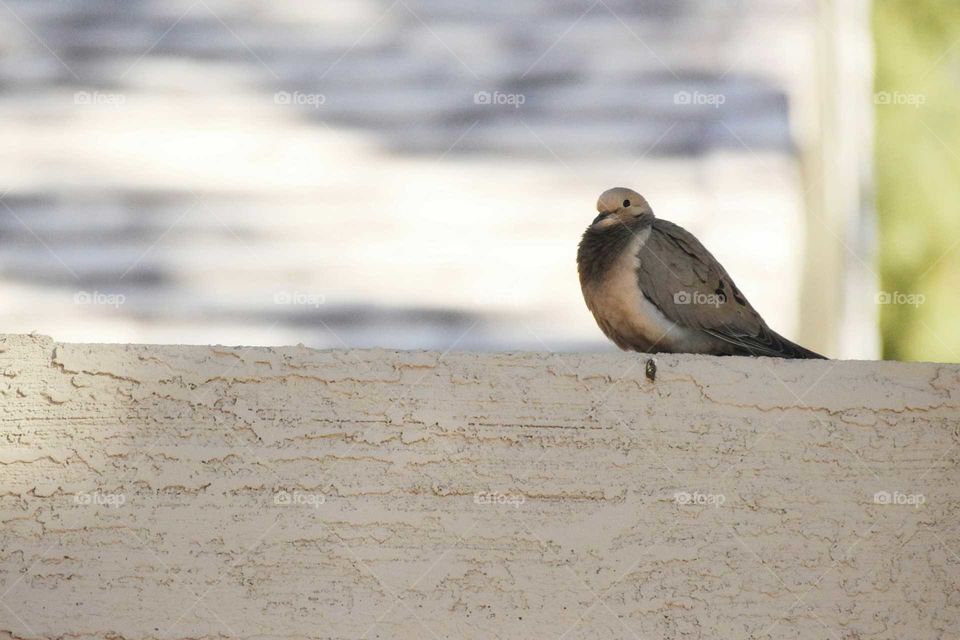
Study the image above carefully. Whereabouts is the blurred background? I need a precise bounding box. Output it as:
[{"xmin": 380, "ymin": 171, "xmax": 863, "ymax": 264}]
[{"xmin": 0, "ymin": 0, "xmax": 953, "ymax": 361}]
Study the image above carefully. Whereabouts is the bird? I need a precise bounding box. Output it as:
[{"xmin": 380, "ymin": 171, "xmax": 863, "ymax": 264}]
[{"xmin": 577, "ymin": 187, "xmax": 826, "ymax": 359}]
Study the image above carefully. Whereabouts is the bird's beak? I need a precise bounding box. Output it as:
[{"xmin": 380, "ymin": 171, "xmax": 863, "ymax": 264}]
[{"xmin": 592, "ymin": 211, "xmax": 612, "ymax": 225}]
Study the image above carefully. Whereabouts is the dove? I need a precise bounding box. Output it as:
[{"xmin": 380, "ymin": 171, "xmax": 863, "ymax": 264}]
[{"xmin": 577, "ymin": 187, "xmax": 826, "ymax": 359}]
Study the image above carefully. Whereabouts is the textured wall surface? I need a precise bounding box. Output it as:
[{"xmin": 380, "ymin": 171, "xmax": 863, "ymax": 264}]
[{"xmin": 0, "ymin": 333, "xmax": 957, "ymax": 639}]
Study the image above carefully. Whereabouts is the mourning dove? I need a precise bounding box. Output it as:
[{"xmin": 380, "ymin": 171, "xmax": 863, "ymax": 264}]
[{"xmin": 577, "ymin": 187, "xmax": 826, "ymax": 359}]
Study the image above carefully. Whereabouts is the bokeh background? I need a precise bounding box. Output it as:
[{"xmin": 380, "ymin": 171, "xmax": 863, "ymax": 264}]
[
  {"xmin": 874, "ymin": 0, "xmax": 960, "ymax": 362},
  {"xmin": 0, "ymin": 0, "xmax": 953, "ymax": 361}
]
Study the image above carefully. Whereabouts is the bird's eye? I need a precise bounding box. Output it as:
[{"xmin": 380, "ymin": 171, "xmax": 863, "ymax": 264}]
[{"xmin": 622, "ymin": 199, "xmax": 631, "ymax": 208}]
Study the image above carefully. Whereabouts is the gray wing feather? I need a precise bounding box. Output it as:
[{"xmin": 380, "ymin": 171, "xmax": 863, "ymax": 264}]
[
  {"xmin": 635, "ymin": 219, "xmax": 826, "ymax": 359},
  {"xmin": 635, "ymin": 220, "xmax": 765, "ymax": 332}
]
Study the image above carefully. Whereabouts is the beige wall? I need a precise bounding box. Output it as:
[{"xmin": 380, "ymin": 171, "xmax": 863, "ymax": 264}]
[{"xmin": 0, "ymin": 334, "xmax": 957, "ymax": 639}]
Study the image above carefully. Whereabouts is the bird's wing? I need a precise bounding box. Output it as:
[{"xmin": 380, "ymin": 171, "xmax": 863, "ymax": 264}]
[{"xmin": 636, "ymin": 219, "xmax": 800, "ymax": 357}]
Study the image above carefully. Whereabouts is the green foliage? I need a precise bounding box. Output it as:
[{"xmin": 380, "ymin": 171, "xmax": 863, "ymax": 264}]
[{"xmin": 874, "ymin": 0, "xmax": 960, "ymax": 361}]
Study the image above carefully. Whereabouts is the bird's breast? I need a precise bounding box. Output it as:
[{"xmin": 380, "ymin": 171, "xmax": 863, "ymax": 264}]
[{"xmin": 581, "ymin": 229, "xmax": 679, "ymax": 351}]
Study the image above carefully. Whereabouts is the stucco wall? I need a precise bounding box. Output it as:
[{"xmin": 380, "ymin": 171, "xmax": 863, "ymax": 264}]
[{"xmin": 0, "ymin": 334, "xmax": 957, "ymax": 639}]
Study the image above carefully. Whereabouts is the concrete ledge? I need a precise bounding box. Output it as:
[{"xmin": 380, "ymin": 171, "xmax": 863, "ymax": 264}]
[{"xmin": 0, "ymin": 334, "xmax": 957, "ymax": 639}]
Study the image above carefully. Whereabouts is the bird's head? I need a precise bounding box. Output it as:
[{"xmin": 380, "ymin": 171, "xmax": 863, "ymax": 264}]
[{"xmin": 591, "ymin": 187, "xmax": 652, "ymax": 228}]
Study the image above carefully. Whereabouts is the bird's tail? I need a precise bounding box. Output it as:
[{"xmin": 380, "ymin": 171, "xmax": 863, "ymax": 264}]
[
  {"xmin": 770, "ymin": 331, "xmax": 827, "ymax": 359},
  {"xmin": 706, "ymin": 326, "xmax": 828, "ymax": 359}
]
